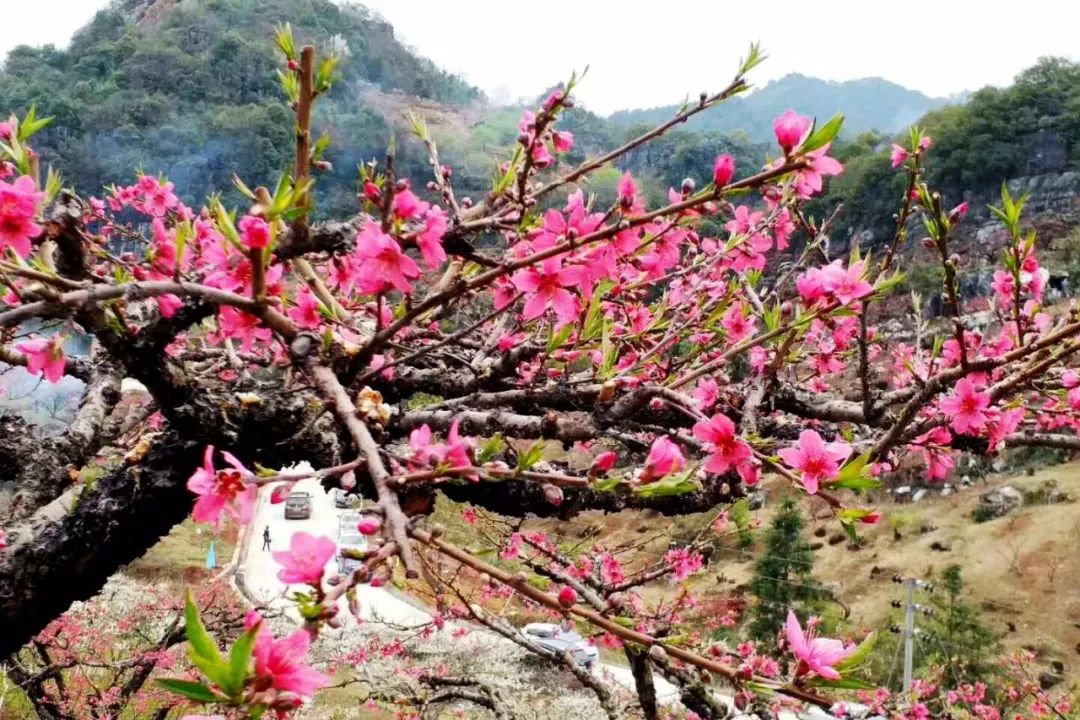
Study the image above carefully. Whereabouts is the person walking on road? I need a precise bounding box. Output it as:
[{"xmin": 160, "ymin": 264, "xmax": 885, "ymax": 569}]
[{"xmin": 262, "ymin": 526, "xmax": 271, "ymax": 550}]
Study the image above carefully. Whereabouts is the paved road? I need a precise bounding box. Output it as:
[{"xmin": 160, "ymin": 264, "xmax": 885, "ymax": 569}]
[
  {"xmin": 237, "ymin": 479, "xmax": 846, "ymax": 719},
  {"xmin": 242, "ymin": 475, "xmax": 431, "ymax": 626},
  {"xmin": 237, "ymin": 477, "xmax": 686, "ymax": 699}
]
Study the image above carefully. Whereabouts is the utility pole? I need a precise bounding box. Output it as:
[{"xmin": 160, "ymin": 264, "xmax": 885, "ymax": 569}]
[
  {"xmin": 891, "ymin": 575, "xmax": 931, "ymax": 692},
  {"xmin": 902, "ymin": 578, "xmax": 917, "ymax": 691}
]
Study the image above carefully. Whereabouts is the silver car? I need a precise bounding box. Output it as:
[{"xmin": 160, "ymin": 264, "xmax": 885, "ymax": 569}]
[
  {"xmin": 332, "ymin": 488, "xmax": 362, "ymax": 509},
  {"xmin": 521, "ymin": 623, "xmax": 598, "ymax": 668}
]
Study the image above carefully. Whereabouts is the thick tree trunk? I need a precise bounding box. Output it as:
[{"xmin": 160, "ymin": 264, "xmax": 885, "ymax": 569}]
[
  {"xmin": 626, "ymin": 646, "xmax": 659, "ymax": 720},
  {"xmin": 0, "ymin": 434, "xmax": 200, "ymax": 657}
]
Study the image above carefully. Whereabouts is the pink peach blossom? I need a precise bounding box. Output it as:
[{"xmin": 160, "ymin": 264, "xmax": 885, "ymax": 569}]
[
  {"xmin": 777, "ymin": 430, "xmax": 851, "ymax": 494},
  {"xmin": 0, "ymin": 174, "xmax": 43, "ymax": 257},
  {"xmin": 693, "ymin": 413, "xmax": 752, "ymax": 476},
  {"xmin": 890, "ymin": 144, "xmax": 909, "ymax": 168},
  {"xmin": 773, "ymin": 110, "xmax": 812, "ymax": 153},
  {"xmin": 939, "ymin": 378, "xmax": 990, "ymax": 435},
  {"xmin": 186, "ymin": 446, "xmax": 257, "ymax": 526},
  {"xmin": 245, "ymin": 611, "xmax": 330, "ymax": 698},
  {"xmin": 785, "ymin": 611, "xmax": 854, "ymax": 680},
  {"xmin": 273, "ymin": 531, "xmax": 336, "ymax": 585},
  {"xmin": 16, "ymin": 336, "xmax": 66, "ymax": 384},
  {"xmin": 640, "ymin": 436, "xmax": 685, "ymax": 483},
  {"xmin": 238, "ymin": 214, "xmax": 270, "ymax": 249}
]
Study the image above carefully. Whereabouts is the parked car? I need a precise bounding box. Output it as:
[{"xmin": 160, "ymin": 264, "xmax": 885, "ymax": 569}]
[
  {"xmin": 337, "ymin": 523, "xmax": 368, "ymax": 575},
  {"xmin": 332, "ymin": 488, "xmax": 361, "ymax": 509},
  {"xmin": 521, "ymin": 623, "xmax": 598, "ymax": 668},
  {"xmin": 284, "ymin": 491, "xmax": 312, "ymax": 519}
]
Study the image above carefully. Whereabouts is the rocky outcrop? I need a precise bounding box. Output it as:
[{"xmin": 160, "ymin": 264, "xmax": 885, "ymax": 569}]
[{"xmin": 1005, "ymin": 171, "xmax": 1080, "ymax": 217}]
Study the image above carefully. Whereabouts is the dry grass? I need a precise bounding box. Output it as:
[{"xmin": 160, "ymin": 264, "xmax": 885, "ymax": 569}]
[
  {"xmin": 427, "ymin": 454, "xmax": 1080, "ymax": 677},
  {"xmin": 124, "ymin": 517, "xmax": 239, "ymax": 588}
]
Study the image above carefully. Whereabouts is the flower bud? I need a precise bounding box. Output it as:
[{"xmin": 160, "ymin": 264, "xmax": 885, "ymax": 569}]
[
  {"xmin": 681, "ymin": 177, "xmax": 695, "ymax": 195},
  {"xmin": 461, "ymin": 197, "xmax": 474, "ymax": 209},
  {"xmin": 648, "ymin": 645, "xmax": 668, "ymax": 662},
  {"xmin": 590, "ymin": 451, "xmax": 618, "ymax": 475},
  {"xmin": 712, "ymin": 153, "xmax": 735, "ymax": 188},
  {"xmin": 921, "ymin": 237, "xmax": 936, "ymax": 249},
  {"xmin": 313, "ymin": 160, "xmax": 332, "ymax": 172},
  {"xmin": 287, "ymin": 59, "xmax": 299, "ymax": 72},
  {"xmin": 948, "ymin": 201, "xmax": 969, "ymax": 222},
  {"xmin": 270, "ymin": 485, "xmax": 290, "ymax": 504},
  {"xmin": 517, "ymin": 131, "xmax": 531, "ymax": 146},
  {"xmin": 557, "ymin": 585, "xmax": 578, "ymax": 607},
  {"xmin": 948, "ymin": 253, "xmax": 961, "ymax": 267},
  {"xmin": 357, "ymin": 517, "xmax": 381, "ymax": 536},
  {"xmin": 394, "ymin": 178, "xmax": 410, "ymax": 193},
  {"xmin": 362, "ymin": 181, "xmax": 381, "ymax": 203},
  {"xmin": 542, "ymin": 483, "xmax": 564, "ymax": 506}
]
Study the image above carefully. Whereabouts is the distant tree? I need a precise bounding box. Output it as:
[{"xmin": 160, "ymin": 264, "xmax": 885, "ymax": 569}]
[
  {"xmin": 746, "ymin": 498, "xmax": 824, "ymax": 648},
  {"xmin": 922, "ymin": 564, "xmax": 1001, "ymax": 688}
]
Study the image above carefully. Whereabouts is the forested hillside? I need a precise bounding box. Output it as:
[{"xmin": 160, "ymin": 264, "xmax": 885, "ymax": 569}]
[
  {"xmin": 0, "ymin": 0, "xmax": 479, "ymax": 216},
  {"xmin": 818, "ymin": 58, "xmax": 1080, "ymax": 246}
]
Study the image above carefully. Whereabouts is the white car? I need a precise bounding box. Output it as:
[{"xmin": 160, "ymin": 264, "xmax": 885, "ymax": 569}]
[
  {"xmin": 521, "ymin": 623, "xmax": 598, "ymax": 669},
  {"xmin": 337, "ymin": 518, "xmax": 368, "ymax": 575}
]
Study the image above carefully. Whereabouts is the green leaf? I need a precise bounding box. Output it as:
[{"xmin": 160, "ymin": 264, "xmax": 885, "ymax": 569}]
[
  {"xmin": 840, "ymin": 521, "xmax": 859, "ymax": 545},
  {"xmin": 274, "ymin": 23, "xmax": 297, "ymax": 61},
  {"xmin": 810, "ymin": 676, "xmax": 876, "ymax": 690},
  {"xmin": 634, "ymin": 468, "xmax": 699, "ymax": 498},
  {"xmin": 155, "ymin": 678, "xmax": 222, "ymax": 703},
  {"xmin": 592, "ymin": 475, "xmax": 623, "ymax": 493},
  {"xmin": 834, "ymin": 630, "xmax": 877, "ymax": 673},
  {"xmin": 834, "ymin": 474, "xmax": 882, "ymax": 492},
  {"xmin": 212, "ymin": 201, "xmax": 243, "ymax": 250},
  {"xmin": 799, "ymin": 113, "xmax": 844, "ymax": 154},
  {"xmin": 43, "ymin": 166, "xmax": 63, "ymax": 206},
  {"xmin": 18, "ymin": 105, "xmax": 52, "ymax": 143},
  {"xmin": 516, "ymin": 440, "xmax": 545, "ymax": 472},
  {"xmin": 547, "ymin": 323, "xmax": 573, "ymax": 353},
  {"xmin": 475, "ymin": 434, "xmax": 506, "ymax": 464},
  {"xmin": 225, "ymin": 622, "xmax": 260, "ymax": 697},
  {"xmin": 315, "ymin": 55, "xmax": 340, "ymax": 94},
  {"xmin": 738, "ymin": 42, "xmax": 766, "ymax": 76},
  {"xmin": 277, "ymin": 69, "xmax": 300, "ymax": 104},
  {"xmin": 184, "ymin": 591, "xmax": 221, "ymax": 665},
  {"xmin": 832, "ymin": 452, "xmax": 881, "ymax": 492},
  {"xmin": 600, "ymin": 319, "xmax": 615, "ymax": 380},
  {"xmin": 312, "ymin": 131, "xmax": 332, "ymax": 161},
  {"xmin": 232, "ymin": 174, "xmax": 257, "ymax": 201},
  {"xmin": 184, "ymin": 590, "xmax": 231, "ymax": 690},
  {"xmin": 874, "ymin": 269, "xmax": 906, "ymax": 296},
  {"xmin": 838, "ymin": 507, "xmax": 878, "ymax": 524}
]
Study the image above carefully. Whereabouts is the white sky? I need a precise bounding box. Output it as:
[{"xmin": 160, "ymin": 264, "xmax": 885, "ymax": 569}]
[{"xmin": 2, "ymin": 1, "xmax": 1078, "ymax": 114}]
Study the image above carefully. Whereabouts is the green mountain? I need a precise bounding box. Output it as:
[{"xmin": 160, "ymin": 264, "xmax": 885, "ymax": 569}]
[
  {"xmin": 0, "ymin": 0, "xmax": 479, "ymax": 216},
  {"xmin": 608, "ymin": 73, "xmax": 953, "ymax": 142}
]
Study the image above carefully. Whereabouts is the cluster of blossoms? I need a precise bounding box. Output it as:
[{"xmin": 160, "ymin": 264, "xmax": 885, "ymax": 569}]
[
  {"xmin": 0, "ymin": 174, "xmax": 43, "ymax": 257},
  {"xmin": 7, "ymin": 33, "xmax": 1080, "ymax": 719}
]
